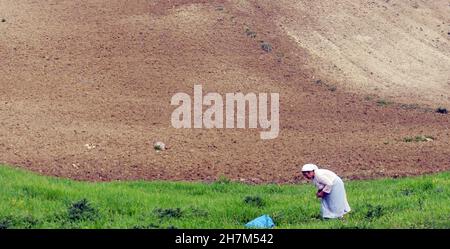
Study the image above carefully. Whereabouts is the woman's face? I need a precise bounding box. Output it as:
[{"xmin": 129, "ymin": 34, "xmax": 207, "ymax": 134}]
[{"xmin": 302, "ymin": 171, "xmax": 314, "ymax": 180}]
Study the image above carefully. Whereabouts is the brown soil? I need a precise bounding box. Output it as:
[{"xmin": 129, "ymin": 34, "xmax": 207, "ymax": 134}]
[{"xmin": 0, "ymin": 0, "xmax": 449, "ymax": 183}]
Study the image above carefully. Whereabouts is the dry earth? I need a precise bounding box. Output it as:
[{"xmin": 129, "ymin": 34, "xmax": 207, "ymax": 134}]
[{"xmin": 0, "ymin": 0, "xmax": 449, "ymax": 183}]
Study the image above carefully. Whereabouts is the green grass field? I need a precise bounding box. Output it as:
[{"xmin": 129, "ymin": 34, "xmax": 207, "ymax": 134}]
[{"xmin": 0, "ymin": 165, "xmax": 449, "ymax": 229}]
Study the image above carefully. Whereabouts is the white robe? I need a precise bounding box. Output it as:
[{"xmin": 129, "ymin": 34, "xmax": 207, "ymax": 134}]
[{"xmin": 312, "ymin": 169, "xmax": 351, "ymax": 218}]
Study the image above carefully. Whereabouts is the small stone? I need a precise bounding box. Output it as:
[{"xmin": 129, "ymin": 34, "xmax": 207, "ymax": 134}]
[{"xmin": 154, "ymin": 141, "xmax": 166, "ymax": 151}]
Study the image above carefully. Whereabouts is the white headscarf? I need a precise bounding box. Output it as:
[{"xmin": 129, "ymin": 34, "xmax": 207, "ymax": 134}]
[{"xmin": 301, "ymin": 163, "xmax": 319, "ymax": 172}]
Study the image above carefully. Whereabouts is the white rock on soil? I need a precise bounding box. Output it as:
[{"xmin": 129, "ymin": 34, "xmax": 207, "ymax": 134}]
[{"xmin": 154, "ymin": 141, "xmax": 166, "ymax": 151}]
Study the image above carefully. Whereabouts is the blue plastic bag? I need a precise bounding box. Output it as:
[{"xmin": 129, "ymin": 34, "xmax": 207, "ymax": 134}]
[{"xmin": 245, "ymin": 214, "xmax": 275, "ymax": 228}]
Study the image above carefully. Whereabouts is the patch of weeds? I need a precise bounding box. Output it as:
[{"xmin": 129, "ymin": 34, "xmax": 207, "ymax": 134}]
[
  {"xmin": 328, "ymin": 85, "xmax": 337, "ymax": 92},
  {"xmin": 44, "ymin": 212, "xmax": 70, "ymax": 227},
  {"xmin": 148, "ymin": 223, "xmax": 161, "ymax": 228},
  {"xmin": 436, "ymin": 107, "xmax": 448, "ymax": 114},
  {"xmin": 133, "ymin": 223, "xmax": 161, "ymax": 229},
  {"xmin": 403, "ymin": 135, "xmax": 434, "ymax": 143},
  {"xmin": 188, "ymin": 207, "xmax": 209, "ymax": 218},
  {"xmin": 154, "ymin": 208, "xmax": 183, "ymax": 219},
  {"xmin": 402, "ymin": 137, "xmax": 414, "ymax": 143},
  {"xmin": 16, "ymin": 216, "xmax": 39, "ymax": 229},
  {"xmin": 400, "ymin": 103, "xmax": 420, "ymax": 110},
  {"xmin": 243, "ymin": 196, "xmax": 265, "ymax": 208},
  {"xmin": 365, "ymin": 204, "xmax": 385, "ymax": 220},
  {"xmin": 68, "ymin": 199, "xmax": 98, "ymax": 221},
  {"xmin": 0, "ymin": 215, "xmax": 39, "ymax": 229},
  {"xmin": 260, "ymin": 41, "xmax": 272, "ymax": 52},
  {"xmin": 376, "ymin": 99, "xmax": 391, "ymax": 106},
  {"xmin": 167, "ymin": 225, "xmax": 178, "ymax": 229},
  {"xmin": 403, "ymin": 137, "xmax": 414, "ymax": 143},
  {"xmin": 0, "ymin": 217, "xmax": 12, "ymax": 229},
  {"xmin": 400, "ymin": 181, "xmax": 434, "ymax": 196},
  {"xmin": 244, "ymin": 27, "xmax": 256, "ymax": 38},
  {"xmin": 418, "ymin": 181, "xmax": 435, "ymax": 192}
]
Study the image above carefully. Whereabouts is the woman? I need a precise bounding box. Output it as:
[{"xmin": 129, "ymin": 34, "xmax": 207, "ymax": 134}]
[{"xmin": 301, "ymin": 164, "xmax": 351, "ymax": 219}]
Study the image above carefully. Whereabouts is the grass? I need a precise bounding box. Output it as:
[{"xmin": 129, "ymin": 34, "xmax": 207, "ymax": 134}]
[
  {"xmin": 403, "ymin": 135, "xmax": 434, "ymax": 143},
  {"xmin": 327, "ymin": 85, "xmax": 337, "ymax": 92},
  {"xmin": 1, "ymin": 165, "xmax": 450, "ymax": 228},
  {"xmin": 376, "ymin": 99, "xmax": 392, "ymax": 107},
  {"xmin": 400, "ymin": 103, "xmax": 421, "ymax": 110},
  {"xmin": 260, "ymin": 41, "xmax": 272, "ymax": 52},
  {"xmin": 243, "ymin": 196, "xmax": 265, "ymax": 208},
  {"xmin": 244, "ymin": 27, "xmax": 257, "ymax": 38}
]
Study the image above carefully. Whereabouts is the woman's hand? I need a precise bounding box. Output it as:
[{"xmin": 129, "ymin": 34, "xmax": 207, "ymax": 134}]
[{"xmin": 316, "ymin": 190, "xmax": 325, "ymax": 198}]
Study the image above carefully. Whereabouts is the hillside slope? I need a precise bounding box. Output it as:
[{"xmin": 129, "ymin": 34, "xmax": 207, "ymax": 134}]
[
  {"xmin": 0, "ymin": 0, "xmax": 449, "ymax": 182},
  {"xmin": 275, "ymin": 0, "xmax": 450, "ymax": 106}
]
